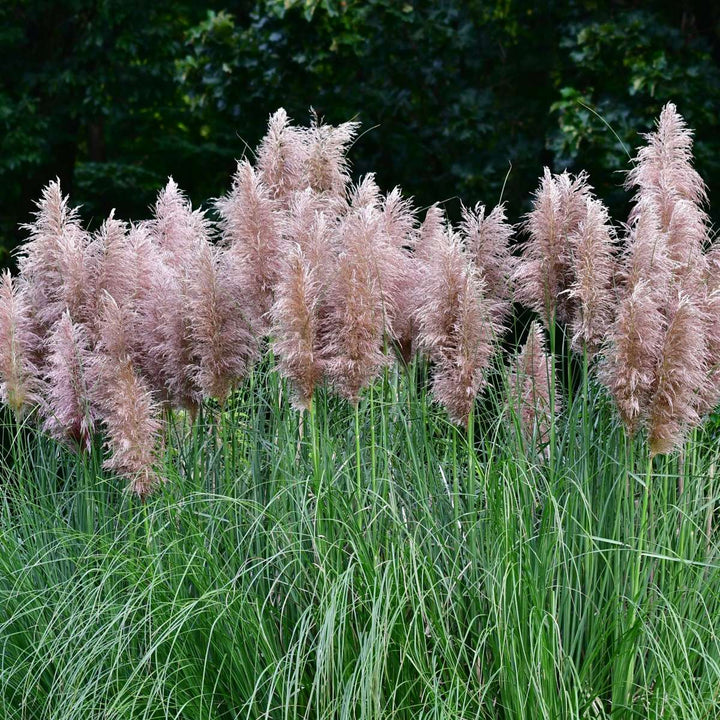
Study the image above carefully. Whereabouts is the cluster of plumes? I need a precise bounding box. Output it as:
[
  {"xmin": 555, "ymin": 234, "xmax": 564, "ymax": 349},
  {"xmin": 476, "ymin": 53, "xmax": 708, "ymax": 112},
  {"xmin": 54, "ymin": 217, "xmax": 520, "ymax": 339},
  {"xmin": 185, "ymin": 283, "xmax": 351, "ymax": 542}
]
[
  {"xmin": 603, "ymin": 103, "xmax": 719, "ymax": 455},
  {"xmin": 1, "ymin": 104, "xmax": 718, "ymax": 490},
  {"xmin": 0, "ymin": 109, "xmax": 517, "ymax": 494},
  {"xmin": 513, "ymin": 104, "xmax": 720, "ymax": 455},
  {"xmin": 513, "ymin": 168, "xmax": 618, "ymax": 355}
]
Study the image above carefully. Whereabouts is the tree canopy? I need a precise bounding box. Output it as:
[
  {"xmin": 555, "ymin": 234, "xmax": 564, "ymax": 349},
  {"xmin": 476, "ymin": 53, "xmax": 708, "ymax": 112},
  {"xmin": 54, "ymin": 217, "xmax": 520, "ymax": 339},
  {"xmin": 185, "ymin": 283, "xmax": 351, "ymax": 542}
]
[{"xmin": 1, "ymin": 0, "xmax": 719, "ymax": 266}]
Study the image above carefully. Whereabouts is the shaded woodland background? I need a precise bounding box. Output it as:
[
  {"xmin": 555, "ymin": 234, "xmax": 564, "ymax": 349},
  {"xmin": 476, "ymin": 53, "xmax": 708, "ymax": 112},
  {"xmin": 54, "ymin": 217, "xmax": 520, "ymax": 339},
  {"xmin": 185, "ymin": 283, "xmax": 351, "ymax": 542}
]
[{"xmin": 2, "ymin": 0, "xmax": 719, "ymax": 267}]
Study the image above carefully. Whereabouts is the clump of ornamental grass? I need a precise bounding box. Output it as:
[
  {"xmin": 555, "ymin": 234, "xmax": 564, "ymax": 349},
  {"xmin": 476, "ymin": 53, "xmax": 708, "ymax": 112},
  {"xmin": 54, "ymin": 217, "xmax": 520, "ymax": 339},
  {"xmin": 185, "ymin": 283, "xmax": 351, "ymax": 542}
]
[
  {"xmin": 508, "ymin": 320, "xmax": 559, "ymax": 453},
  {"xmin": 604, "ymin": 102, "xmax": 717, "ymax": 455}
]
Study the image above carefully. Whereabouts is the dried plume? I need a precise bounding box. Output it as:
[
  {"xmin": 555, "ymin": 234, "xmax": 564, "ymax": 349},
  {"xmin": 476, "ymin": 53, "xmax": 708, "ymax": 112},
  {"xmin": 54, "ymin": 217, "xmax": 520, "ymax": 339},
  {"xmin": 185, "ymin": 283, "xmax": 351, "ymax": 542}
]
[
  {"xmin": 135, "ymin": 255, "xmax": 200, "ymax": 412},
  {"xmin": 271, "ymin": 245, "xmax": 325, "ymax": 409},
  {"xmin": 0, "ymin": 271, "xmax": 41, "ymax": 416},
  {"xmin": 697, "ymin": 248, "xmax": 720, "ymax": 415},
  {"xmin": 149, "ymin": 178, "xmax": 210, "ymax": 272},
  {"xmin": 89, "ymin": 294, "xmax": 163, "ymax": 497},
  {"xmin": 416, "ymin": 226, "xmax": 497, "ymax": 426},
  {"xmin": 460, "ymin": 202, "xmax": 515, "ymax": 325},
  {"xmin": 43, "ymin": 311, "xmax": 95, "ymax": 450},
  {"xmin": 602, "ymin": 204, "xmax": 672, "ymax": 435},
  {"xmin": 513, "ymin": 169, "xmax": 591, "ymax": 325},
  {"xmin": 256, "ymin": 108, "xmax": 309, "ymax": 204},
  {"xmin": 567, "ymin": 197, "xmax": 618, "ymax": 355},
  {"xmin": 304, "ymin": 111, "xmax": 360, "ymax": 199},
  {"xmin": 187, "ymin": 243, "xmax": 257, "ymax": 404},
  {"xmin": 381, "ymin": 188, "xmax": 420, "ymax": 361},
  {"xmin": 647, "ymin": 291, "xmax": 707, "ymax": 455},
  {"xmin": 508, "ymin": 321, "xmax": 558, "ymax": 451},
  {"xmin": 216, "ymin": 160, "xmax": 283, "ymax": 330},
  {"xmin": 322, "ymin": 207, "xmax": 389, "ymax": 402},
  {"xmin": 18, "ymin": 180, "xmax": 92, "ymax": 330}
]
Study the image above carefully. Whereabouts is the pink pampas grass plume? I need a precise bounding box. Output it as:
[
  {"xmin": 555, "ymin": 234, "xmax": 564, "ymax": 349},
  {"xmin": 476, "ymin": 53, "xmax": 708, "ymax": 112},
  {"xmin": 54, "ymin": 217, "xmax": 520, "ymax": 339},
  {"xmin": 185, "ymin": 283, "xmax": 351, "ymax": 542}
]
[
  {"xmin": 256, "ymin": 108, "xmax": 308, "ymax": 204},
  {"xmin": 416, "ymin": 227, "xmax": 497, "ymax": 426},
  {"xmin": 627, "ymin": 102, "xmax": 707, "ymax": 211},
  {"xmin": 283, "ymin": 189, "xmax": 334, "ymax": 271},
  {"xmin": 697, "ymin": 249, "xmax": 720, "ymax": 415},
  {"xmin": 508, "ymin": 321, "xmax": 559, "ymax": 451},
  {"xmin": 90, "ymin": 294, "xmax": 163, "ymax": 497},
  {"xmin": 43, "ymin": 311, "xmax": 95, "ymax": 450},
  {"xmin": 18, "ymin": 179, "xmax": 92, "ymax": 329},
  {"xmin": 626, "ymin": 103, "xmax": 709, "ymax": 284},
  {"xmin": 647, "ymin": 291, "xmax": 707, "ymax": 455},
  {"xmin": 0, "ymin": 271, "xmax": 41, "ymax": 416},
  {"xmin": 271, "ymin": 245, "xmax": 325, "ymax": 409},
  {"xmin": 414, "ymin": 204, "xmax": 448, "ymax": 262},
  {"xmin": 513, "ymin": 168, "xmax": 591, "ymax": 325},
  {"xmin": 304, "ymin": 111, "xmax": 360, "ymax": 199},
  {"xmin": 149, "ymin": 178, "xmax": 211, "ymax": 272},
  {"xmin": 567, "ymin": 197, "xmax": 618, "ymax": 355},
  {"xmin": 322, "ymin": 207, "xmax": 389, "ymax": 403},
  {"xmin": 216, "ymin": 160, "xmax": 283, "ymax": 331},
  {"xmin": 135, "ymin": 256, "xmax": 200, "ymax": 412},
  {"xmin": 187, "ymin": 243, "xmax": 258, "ymax": 404},
  {"xmin": 603, "ymin": 278, "xmax": 668, "ymax": 436},
  {"xmin": 460, "ymin": 202, "xmax": 515, "ymax": 325},
  {"xmin": 381, "ymin": 188, "xmax": 420, "ymax": 362}
]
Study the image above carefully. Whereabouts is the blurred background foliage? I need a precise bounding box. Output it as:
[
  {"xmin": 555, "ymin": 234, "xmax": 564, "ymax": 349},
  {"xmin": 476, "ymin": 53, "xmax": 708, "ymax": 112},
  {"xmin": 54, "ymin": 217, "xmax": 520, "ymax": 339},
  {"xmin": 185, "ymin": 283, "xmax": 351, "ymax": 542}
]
[{"xmin": 1, "ymin": 0, "xmax": 719, "ymax": 267}]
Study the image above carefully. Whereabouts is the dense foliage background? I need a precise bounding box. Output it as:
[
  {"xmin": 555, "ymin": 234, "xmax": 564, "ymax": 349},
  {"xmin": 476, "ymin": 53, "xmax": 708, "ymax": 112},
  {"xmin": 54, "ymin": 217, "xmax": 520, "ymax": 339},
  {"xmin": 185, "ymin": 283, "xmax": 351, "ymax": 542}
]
[{"xmin": 2, "ymin": 0, "xmax": 719, "ymax": 266}]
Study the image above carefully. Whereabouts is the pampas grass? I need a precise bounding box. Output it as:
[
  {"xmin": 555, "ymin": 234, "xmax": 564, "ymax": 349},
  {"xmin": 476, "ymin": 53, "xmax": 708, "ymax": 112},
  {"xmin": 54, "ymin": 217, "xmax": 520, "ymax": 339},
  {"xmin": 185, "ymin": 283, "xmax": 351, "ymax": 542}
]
[
  {"xmin": 416, "ymin": 222, "xmax": 498, "ymax": 426},
  {"xmin": 42, "ymin": 311, "xmax": 94, "ymax": 450},
  {"xmin": 0, "ymin": 271, "xmax": 41, "ymax": 416},
  {"xmin": 89, "ymin": 295, "xmax": 163, "ymax": 496}
]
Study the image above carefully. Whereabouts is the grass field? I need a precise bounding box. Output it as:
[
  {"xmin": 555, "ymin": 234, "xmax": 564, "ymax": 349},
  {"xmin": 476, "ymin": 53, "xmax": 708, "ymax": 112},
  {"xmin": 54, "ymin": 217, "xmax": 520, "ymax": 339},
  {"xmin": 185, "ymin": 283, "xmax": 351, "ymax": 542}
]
[{"xmin": 1, "ymin": 352, "xmax": 718, "ymax": 719}]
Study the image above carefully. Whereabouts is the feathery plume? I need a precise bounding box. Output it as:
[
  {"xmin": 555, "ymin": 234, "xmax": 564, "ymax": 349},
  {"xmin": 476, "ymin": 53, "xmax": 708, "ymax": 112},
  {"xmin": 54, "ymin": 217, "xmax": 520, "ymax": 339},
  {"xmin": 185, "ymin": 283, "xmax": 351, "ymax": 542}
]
[
  {"xmin": 135, "ymin": 256, "xmax": 200, "ymax": 411},
  {"xmin": 413, "ymin": 204, "xmax": 447, "ymax": 262},
  {"xmin": 627, "ymin": 102, "xmax": 707, "ymax": 211},
  {"xmin": 43, "ymin": 312, "xmax": 95, "ymax": 450},
  {"xmin": 89, "ymin": 295, "xmax": 163, "ymax": 497},
  {"xmin": 567, "ymin": 197, "xmax": 618, "ymax": 355},
  {"xmin": 149, "ymin": 178, "xmax": 210, "ymax": 272},
  {"xmin": 697, "ymin": 249, "xmax": 720, "ymax": 415},
  {"xmin": 187, "ymin": 243, "xmax": 257, "ymax": 404},
  {"xmin": 647, "ymin": 291, "xmax": 707, "ymax": 455},
  {"xmin": 271, "ymin": 245, "xmax": 325, "ymax": 409},
  {"xmin": 322, "ymin": 207, "xmax": 389, "ymax": 402},
  {"xmin": 256, "ymin": 108, "xmax": 308, "ymax": 204},
  {"xmin": 381, "ymin": 188, "xmax": 420, "ymax": 362},
  {"xmin": 416, "ymin": 227, "xmax": 497, "ymax": 426},
  {"xmin": 0, "ymin": 272, "xmax": 41, "ymax": 416},
  {"xmin": 18, "ymin": 180, "xmax": 92, "ymax": 329},
  {"xmin": 460, "ymin": 202, "xmax": 515, "ymax": 325},
  {"xmin": 508, "ymin": 321, "xmax": 559, "ymax": 451},
  {"xmin": 603, "ymin": 278, "xmax": 668, "ymax": 435},
  {"xmin": 216, "ymin": 160, "xmax": 283, "ymax": 330},
  {"xmin": 304, "ymin": 111, "xmax": 360, "ymax": 199},
  {"xmin": 513, "ymin": 168, "xmax": 591, "ymax": 325}
]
